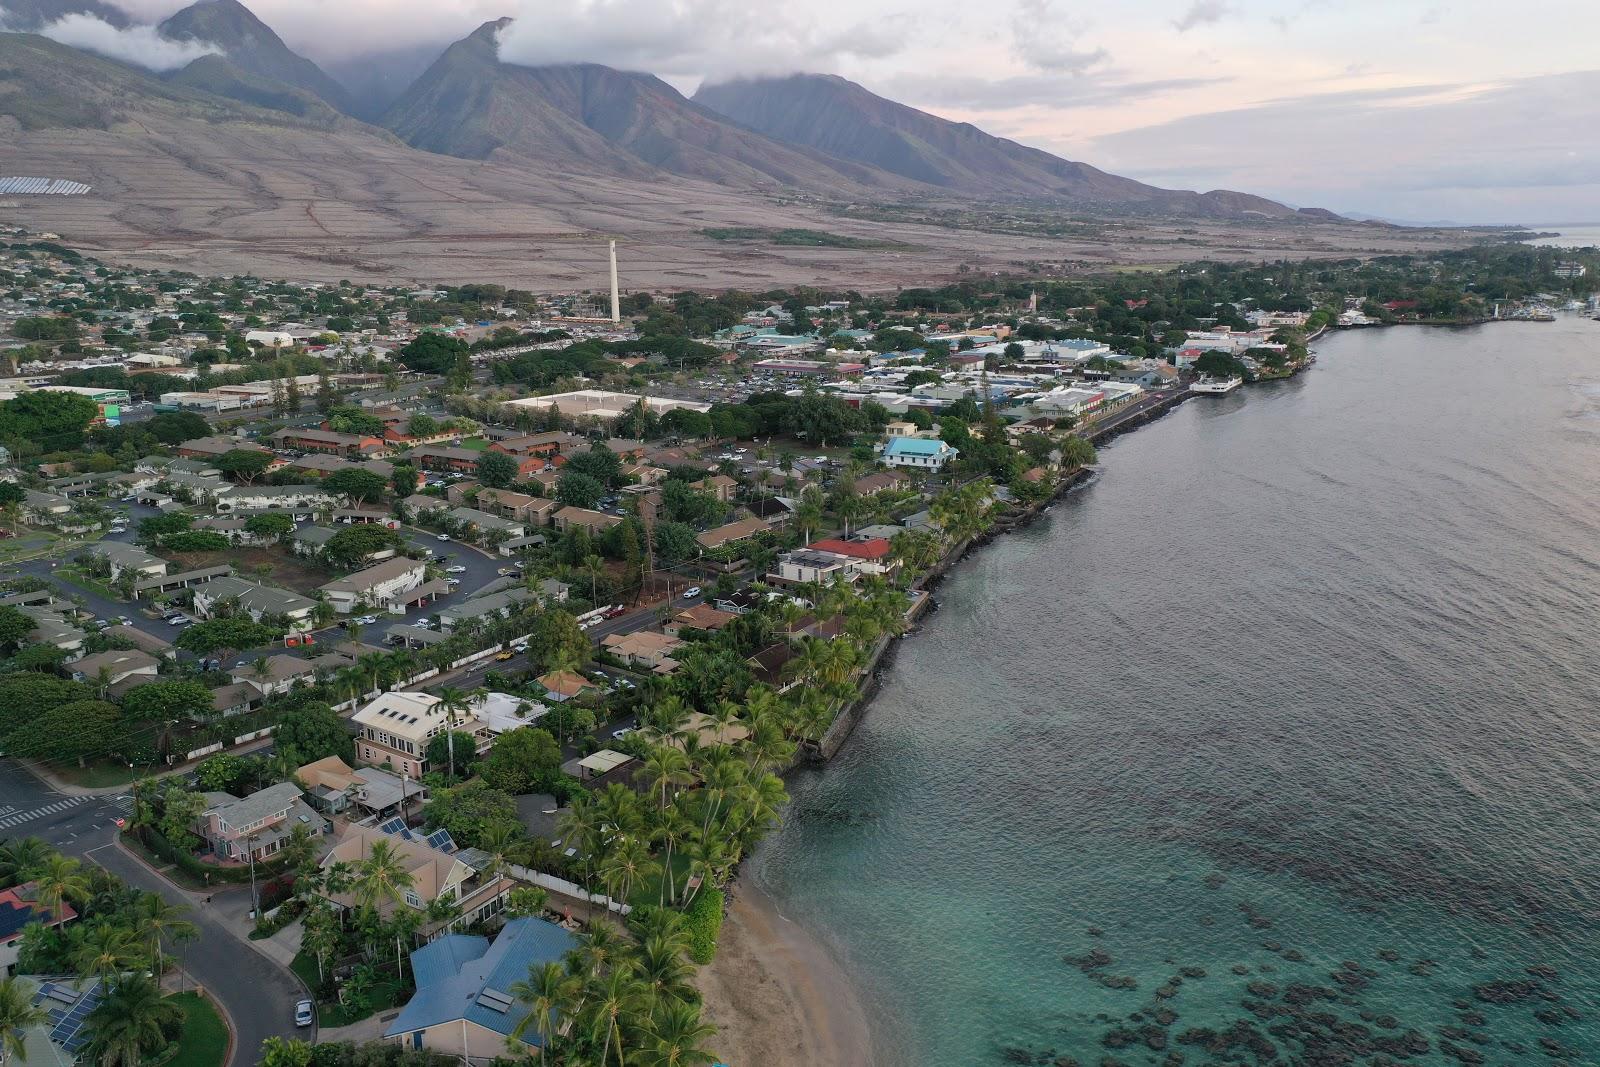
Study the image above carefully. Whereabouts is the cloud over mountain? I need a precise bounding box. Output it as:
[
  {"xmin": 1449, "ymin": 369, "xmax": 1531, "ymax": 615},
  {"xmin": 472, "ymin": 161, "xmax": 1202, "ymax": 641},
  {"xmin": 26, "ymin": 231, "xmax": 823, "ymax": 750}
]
[{"xmin": 37, "ymin": 11, "xmax": 219, "ymax": 70}]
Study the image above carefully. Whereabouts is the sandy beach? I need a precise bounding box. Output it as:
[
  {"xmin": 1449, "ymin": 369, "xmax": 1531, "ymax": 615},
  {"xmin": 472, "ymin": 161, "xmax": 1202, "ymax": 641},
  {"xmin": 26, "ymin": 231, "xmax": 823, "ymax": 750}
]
[{"xmin": 695, "ymin": 881, "xmax": 879, "ymax": 1067}]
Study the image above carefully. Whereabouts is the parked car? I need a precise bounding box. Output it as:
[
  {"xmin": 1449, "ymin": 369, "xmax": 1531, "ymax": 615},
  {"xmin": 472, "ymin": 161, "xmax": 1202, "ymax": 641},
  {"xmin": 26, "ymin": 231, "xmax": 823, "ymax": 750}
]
[
  {"xmin": 445, "ymin": 565, "xmax": 467, "ymax": 574},
  {"xmin": 355, "ymin": 615, "xmax": 380, "ymax": 625},
  {"xmin": 495, "ymin": 650, "xmax": 516, "ymax": 661},
  {"xmin": 436, "ymin": 533, "xmax": 451, "ymax": 541},
  {"xmin": 611, "ymin": 727, "xmax": 633, "ymax": 740},
  {"xmin": 682, "ymin": 586, "xmax": 702, "ymax": 599},
  {"xmin": 294, "ymin": 1000, "xmax": 313, "ymax": 1027}
]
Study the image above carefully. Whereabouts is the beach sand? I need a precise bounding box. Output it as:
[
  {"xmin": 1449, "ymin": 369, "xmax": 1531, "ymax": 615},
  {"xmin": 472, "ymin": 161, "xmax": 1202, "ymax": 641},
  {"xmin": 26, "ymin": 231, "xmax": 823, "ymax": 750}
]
[{"xmin": 695, "ymin": 882, "xmax": 879, "ymax": 1067}]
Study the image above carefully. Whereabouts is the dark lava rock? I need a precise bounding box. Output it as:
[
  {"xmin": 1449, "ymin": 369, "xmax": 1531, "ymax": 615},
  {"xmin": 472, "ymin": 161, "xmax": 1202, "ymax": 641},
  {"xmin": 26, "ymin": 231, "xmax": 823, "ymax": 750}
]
[
  {"xmin": 1179, "ymin": 966, "xmax": 1207, "ymax": 979},
  {"xmin": 1161, "ymin": 1056, "xmax": 1184, "ymax": 1067},
  {"xmin": 1439, "ymin": 1041, "xmax": 1485, "ymax": 1064},
  {"xmin": 1140, "ymin": 1026, "xmax": 1168, "ymax": 1051},
  {"xmin": 1085, "ymin": 926, "xmax": 1104, "ymax": 937},
  {"xmin": 1375, "ymin": 1014, "xmax": 1400, "ymax": 1030},
  {"xmin": 1154, "ymin": 984, "xmax": 1178, "ymax": 1000},
  {"xmin": 1231, "ymin": 964, "xmax": 1251, "ymax": 975},
  {"xmin": 1203, "ymin": 872, "xmax": 1227, "ymax": 889},
  {"xmin": 1155, "ymin": 1009, "xmax": 1178, "ymax": 1026},
  {"xmin": 1100, "ymin": 1029, "xmax": 1136, "ymax": 1050},
  {"xmin": 1259, "ymin": 963, "xmax": 1276, "ymax": 974},
  {"xmin": 1052, "ymin": 1058, "xmax": 1080, "ymax": 1067},
  {"xmin": 1248, "ymin": 915, "xmax": 1274, "ymax": 929},
  {"xmin": 1099, "ymin": 975, "xmax": 1137, "ymax": 991},
  {"xmin": 1409, "ymin": 959, "xmax": 1438, "ymax": 977},
  {"xmin": 1458, "ymin": 1011, "xmax": 1486, "ymax": 1026},
  {"xmin": 1526, "ymin": 963, "xmax": 1560, "ymax": 981},
  {"xmin": 1534, "ymin": 1008, "xmax": 1566, "ymax": 1026},
  {"xmin": 1262, "ymin": 940, "xmax": 1283, "ymax": 952},
  {"xmin": 1000, "ymin": 1048, "xmax": 1034, "ymax": 1064},
  {"xmin": 1247, "ymin": 981, "xmax": 1279, "ymax": 998},
  {"xmin": 1284, "ymin": 949, "xmax": 1306, "ymax": 962},
  {"xmin": 1474, "ymin": 979, "xmax": 1541, "ymax": 1004},
  {"xmin": 1198, "ymin": 915, "xmax": 1215, "ymax": 927},
  {"xmin": 1377, "ymin": 948, "xmax": 1401, "ymax": 963}
]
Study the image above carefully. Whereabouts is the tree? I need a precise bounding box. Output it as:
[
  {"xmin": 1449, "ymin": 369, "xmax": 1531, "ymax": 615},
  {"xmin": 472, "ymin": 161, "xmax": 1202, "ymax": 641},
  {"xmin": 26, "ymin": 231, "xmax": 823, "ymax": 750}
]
[
  {"xmin": 133, "ymin": 893, "xmax": 195, "ymax": 976},
  {"xmin": 0, "ymin": 391, "xmax": 97, "ymax": 451},
  {"xmin": 642, "ymin": 1000, "xmax": 719, "ymax": 1067},
  {"xmin": 83, "ymin": 975, "xmax": 181, "ymax": 1067},
  {"xmin": 1193, "ymin": 350, "xmax": 1248, "ymax": 379},
  {"xmin": 389, "ymin": 463, "xmax": 419, "ymax": 498},
  {"xmin": 425, "ymin": 730, "xmax": 478, "ymax": 781},
  {"xmin": 0, "ymin": 607, "xmax": 32, "ymax": 653},
  {"xmin": 421, "ymin": 781, "xmax": 521, "ymax": 850},
  {"xmin": 531, "ymin": 610, "xmax": 589, "ymax": 673},
  {"xmin": 244, "ymin": 512, "xmax": 295, "ymax": 542},
  {"xmin": 325, "ymin": 407, "xmax": 385, "ymax": 436},
  {"xmin": 509, "ymin": 961, "xmax": 575, "ymax": 1067},
  {"xmin": 1061, "ymin": 436, "xmax": 1098, "ymax": 469},
  {"xmin": 556, "ymin": 472, "xmax": 605, "ymax": 509},
  {"xmin": 216, "ymin": 449, "xmax": 271, "ymax": 484},
  {"xmin": 31, "ymin": 854, "xmax": 88, "ymax": 925},
  {"xmin": 120, "ymin": 680, "xmax": 213, "ymax": 722},
  {"xmin": 175, "ymin": 618, "xmax": 279, "ymax": 656},
  {"xmin": 354, "ymin": 839, "xmax": 414, "ymax": 916},
  {"xmin": 322, "ymin": 525, "xmax": 404, "ymax": 569},
  {"xmin": 475, "ymin": 450, "xmax": 519, "ymax": 489},
  {"xmin": 652, "ymin": 522, "xmax": 697, "ymax": 564},
  {"xmin": 275, "ymin": 703, "xmax": 353, "ymax": 765},
  {"xmin": 397, "ymin": 332, "xmax": 468, "ymax": 375},
  {"xmin": 322, "ymin": 468, "xmax": 387, "ymax": 504},
  {"xmin": 29, "ymin": 702, "xmax": 120, "ymax": 765},
  {"xmin": 478, "ymin": 727, "xmax": 561, "ymax": 795},
  {"xmin": 0, "ymin": 977, "xmax": 46, "ymax": 1067},
  {"xmin": 136, "ymin": 512, "xmax": 194, "ymax": 547}
]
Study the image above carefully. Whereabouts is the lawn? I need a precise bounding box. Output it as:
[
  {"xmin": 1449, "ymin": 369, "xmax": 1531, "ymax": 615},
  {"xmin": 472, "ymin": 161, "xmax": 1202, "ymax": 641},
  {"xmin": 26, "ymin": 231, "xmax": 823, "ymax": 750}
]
[
  {"xmin": 165, "ymin": 546, "xmax": 334, "ymax": 597},
  {"xmin": 164, "ymin": 992, "xmax": 228, "ymax": 1067},
  {"xmin": 455, "ymin": 437, "xmax": 491, "ymax": 451},
  {"xmin": 50, "ymin": 761, "xmax": 141, "ymax": 789}
]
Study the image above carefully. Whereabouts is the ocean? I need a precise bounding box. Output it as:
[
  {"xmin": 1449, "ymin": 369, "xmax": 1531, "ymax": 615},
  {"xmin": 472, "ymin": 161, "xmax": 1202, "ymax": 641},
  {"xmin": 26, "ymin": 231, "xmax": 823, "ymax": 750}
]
[
  {"xmin": 750, "ymin": 317, "xmax": 1600, "ymax": 1066},
  {"xmin": 1525, "ymin": 225, "xmax": 1600, "ymax": 249}
]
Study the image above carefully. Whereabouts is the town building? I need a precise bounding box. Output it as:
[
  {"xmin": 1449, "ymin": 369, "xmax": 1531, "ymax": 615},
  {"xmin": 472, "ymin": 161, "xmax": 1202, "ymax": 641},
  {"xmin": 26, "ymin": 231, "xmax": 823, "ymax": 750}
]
[
  {"xmin": 319, "ymin": 557, "xmax": 430, "ymax": 614},
  {"xmin": 191, "ymin": 576, "xmax": 317, "ymax": 633},
  {"xmin": 198, "ymin": 782, "xmax": 323, "ymax": 863},
  {"xmin": 880, "ymin": 436, "xmax": 958, "ymax": 471}
]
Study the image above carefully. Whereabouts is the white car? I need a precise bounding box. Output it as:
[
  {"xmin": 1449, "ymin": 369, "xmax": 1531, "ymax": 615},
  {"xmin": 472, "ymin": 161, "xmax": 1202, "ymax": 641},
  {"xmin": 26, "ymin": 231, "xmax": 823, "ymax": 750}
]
[
  {"xmin": 445, "ymin": 565, "xmax": 467, "ymax": 574},
  {"xmin": 436, "ymin": 533, "xmax": 451, "ymax": 541},
  {"xmin": 355, "ymin": 615, "xmax": 380, "ymax": 625},
  {"xmin": 611, "ymin": 727, "xmax": 633, "ymax": 740},
  {"xmin": 682, "ymin": 586, "xmax": 702, "ymax": 599},
  {"xmin": 294, "ymin": 1000, "xmax": 313, "ymax": 1027}
]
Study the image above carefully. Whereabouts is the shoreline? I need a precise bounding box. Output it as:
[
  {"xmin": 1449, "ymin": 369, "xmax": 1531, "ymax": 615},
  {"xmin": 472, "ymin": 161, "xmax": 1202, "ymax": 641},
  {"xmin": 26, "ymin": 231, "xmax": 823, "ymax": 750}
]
[
  {"xmin": 698, "ymin": 342, "xmax": 1321, "ymax": 1064},
  {"xmin": 695, "ymin": 875, "xmax": 881, "ymax": 1067}
]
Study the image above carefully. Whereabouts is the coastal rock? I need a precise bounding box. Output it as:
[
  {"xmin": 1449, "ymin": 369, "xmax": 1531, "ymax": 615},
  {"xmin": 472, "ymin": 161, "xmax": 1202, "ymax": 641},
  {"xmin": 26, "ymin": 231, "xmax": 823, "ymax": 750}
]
[
  {"xmin": 1086, "ymin": 926, "xmax": 1104, "ymax": 937},
  {"xmin": 1204, "ymin": 873, "xmax": 1227, "ymax": 889},
  {"xmin": 1457, "ymin": 1011, "xmax": 1485, "ymax": 1026},
  {"xmin": 1525, "ymin": 963, "xmax": 1560, "ymax": 981},
  {"xmin": 1155, "ymin": 1009, "xmax": 1178, "ymax": 1026},
  {"xmin": 1179, "ymin": 966, "xmax": 1207, "ymax": 979},
  {"xmin": 1262, "ymin": 940, "xmax": 1283, "ymax": 952},
  {"xmin": 1247, "ymin": 981, "xmax": 1279, "ymax": 998},
  {"xmin": 1231, "ymin": 964, "xmax": 1251, "ymax": 975},
  {"xmin": 1099, "ymin": 975, "xmax": 1138, "ymax": 991},
  {"xmin": 1377, "ymin": 949, "xmax": 1401, "ymax": 963}
]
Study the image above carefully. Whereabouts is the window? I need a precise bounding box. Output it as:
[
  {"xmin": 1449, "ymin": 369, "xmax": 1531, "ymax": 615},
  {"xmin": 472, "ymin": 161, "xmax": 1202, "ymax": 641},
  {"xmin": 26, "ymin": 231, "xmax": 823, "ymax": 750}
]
[{"xmin": 403, "ymin": 890, "xmax": 422, "ymax": 909}]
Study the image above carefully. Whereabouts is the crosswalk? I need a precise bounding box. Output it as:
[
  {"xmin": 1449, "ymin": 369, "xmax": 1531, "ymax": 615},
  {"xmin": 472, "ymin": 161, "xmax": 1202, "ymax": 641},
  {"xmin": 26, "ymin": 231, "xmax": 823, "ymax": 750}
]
[{"xmin": 0, "ymin": 796, "xmax": 90, "ymax": 832}]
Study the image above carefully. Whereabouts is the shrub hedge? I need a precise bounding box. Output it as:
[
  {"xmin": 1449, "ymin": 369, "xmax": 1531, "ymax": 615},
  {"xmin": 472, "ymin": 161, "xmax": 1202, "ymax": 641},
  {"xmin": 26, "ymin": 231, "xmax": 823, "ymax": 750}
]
[{"xmin": 684, "ymin": 887, "xmax": 723, "ymax": 964}]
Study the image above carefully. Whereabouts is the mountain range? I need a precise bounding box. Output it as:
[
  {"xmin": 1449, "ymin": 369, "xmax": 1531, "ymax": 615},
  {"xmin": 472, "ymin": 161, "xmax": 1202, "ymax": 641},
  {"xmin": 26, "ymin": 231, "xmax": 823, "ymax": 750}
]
[{"xmin": 2, "ymin": 0, "xmax": 1329, "ymax": 220}]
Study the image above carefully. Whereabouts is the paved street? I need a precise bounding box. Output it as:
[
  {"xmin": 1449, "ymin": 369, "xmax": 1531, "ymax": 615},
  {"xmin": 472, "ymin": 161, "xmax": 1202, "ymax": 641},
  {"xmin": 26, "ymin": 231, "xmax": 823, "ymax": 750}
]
[{"xmin": 0, "ymin": 762, "xmax": 307, "ymax": 1066}]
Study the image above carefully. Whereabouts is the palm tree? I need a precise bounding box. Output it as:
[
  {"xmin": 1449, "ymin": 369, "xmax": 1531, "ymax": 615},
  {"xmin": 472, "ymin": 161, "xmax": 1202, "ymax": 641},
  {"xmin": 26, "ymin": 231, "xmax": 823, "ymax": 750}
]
[
  {"xmin": 83, "ymin": 975, "xmax": 181, "ymax": 1067},
  {"xmin": 556, "ymin": 799, "xmax": 603, "ymax": 895},
  {"xmin": 0, "ymin": 977, "xmax": 46, "ymax": 1067},
  {"xmin": 682, "ymin": 832, "xmax": 727, "ymax": 907},
  {"xmin": 477, "ymin": 822, "xmax": 528, "ymax": 887},
  {"xmin": 587, "ymin": 965, "xmax": 644, "ymax": 1067},
  {"xmin": 598, "ymin": 838, "xmax": 658, "ymax": 917},
  {"xmin": 635, "ymin": 935, "xmax": 694, "ymax": 1006},
  {"xmin": 132, "ymin": 894, "xmax": 195, "ymax": 976},
  {"xmin": 31, "ymin": 855, "xmax": 88, "ymax": 925},
  {"xmin": 0, "ymin": 839, "xmax": 49, "ymax": 889},
  {"xmin": 433, "ymin": 687, "xmax": 473, "ymax": 783},
  {"xmin": 640, "ymin": 1000, "xmax": 718, "ymax": 1067},
  {"xmin": 508, "ymin": 961, "xmax": 576, "ymax": 1067},
  {"xmin": 354, "ymin": 839, "xmax": 414, "ymax": 918},
  {"xmin": 652, "ymin": 806, "xmax": 692, "ymax": 907},
  {"xmin": 639, "ymin": 748, "xmax": 693, "ymax": 813},
  {"xmin": 74, "ymin": 924, "xmax": 140, "ymax": 986},
  {"xmin": 344, "ymin": 621, "xmax": 365, "ymax": 647},
  {"xmin": 570, "ymin": 923, "xmax": 623, "ymax": 984}
]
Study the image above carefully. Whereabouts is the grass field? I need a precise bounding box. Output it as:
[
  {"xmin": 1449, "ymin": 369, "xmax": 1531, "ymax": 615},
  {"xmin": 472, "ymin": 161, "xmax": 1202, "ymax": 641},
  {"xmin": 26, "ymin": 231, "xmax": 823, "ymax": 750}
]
[
  {"xmin": 165, "ymin": 546, "xmax": 333, "ymax": 596},
  {"xmin": 165, "ymin": 992, "xmax": 228, "ymax": 1067}
]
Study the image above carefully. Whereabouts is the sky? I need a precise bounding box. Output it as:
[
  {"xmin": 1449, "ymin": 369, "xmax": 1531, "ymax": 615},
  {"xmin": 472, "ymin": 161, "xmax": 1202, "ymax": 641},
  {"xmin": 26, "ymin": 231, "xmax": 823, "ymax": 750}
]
[{"xmin": 48, "ymin": 0, "xmax": 1600, "ymax": 223}]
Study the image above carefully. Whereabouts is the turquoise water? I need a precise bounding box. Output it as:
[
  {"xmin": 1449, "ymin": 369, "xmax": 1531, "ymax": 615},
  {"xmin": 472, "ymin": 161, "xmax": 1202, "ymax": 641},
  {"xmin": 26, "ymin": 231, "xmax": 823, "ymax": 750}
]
[{"xmin": 753, "ymin": 318, "xmax": 1600, "ymax": 1066}]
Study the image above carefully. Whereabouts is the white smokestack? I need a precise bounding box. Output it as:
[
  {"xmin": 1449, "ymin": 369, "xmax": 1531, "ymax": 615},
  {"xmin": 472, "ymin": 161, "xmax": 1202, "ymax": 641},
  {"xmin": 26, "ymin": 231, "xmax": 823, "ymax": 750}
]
[{"xmin": 609, "ymin": 239, "xmax": 620, "ymax": 324}]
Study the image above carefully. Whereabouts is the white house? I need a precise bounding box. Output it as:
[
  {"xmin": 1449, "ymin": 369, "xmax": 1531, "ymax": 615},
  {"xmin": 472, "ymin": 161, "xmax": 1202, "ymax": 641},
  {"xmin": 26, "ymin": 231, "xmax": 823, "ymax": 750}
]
[
  {"xmin": 880, "ymin": 436, "xmax": 958, "ymax": 471},
  {"xmin": 191, "ymin": 576, "xmax": 317, "ymax": 633},
  {"xmin": 319, "ymin": 557, "xmax": 427, "ymax": 614}
]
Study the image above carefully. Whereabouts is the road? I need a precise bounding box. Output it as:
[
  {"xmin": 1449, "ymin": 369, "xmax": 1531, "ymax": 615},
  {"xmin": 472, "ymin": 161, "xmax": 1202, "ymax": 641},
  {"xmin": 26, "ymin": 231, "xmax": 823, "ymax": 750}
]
[{"xmin": 0, "ymin": 764, "xmax": 306, "ymax": 1067}]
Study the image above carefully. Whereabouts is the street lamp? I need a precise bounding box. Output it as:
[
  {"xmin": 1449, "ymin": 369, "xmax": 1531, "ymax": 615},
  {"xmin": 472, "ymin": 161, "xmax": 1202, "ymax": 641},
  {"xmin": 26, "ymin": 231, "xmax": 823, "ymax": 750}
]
[{"xmin": 246, "ymin": 831, "xmax": 261, "ymax": 919}]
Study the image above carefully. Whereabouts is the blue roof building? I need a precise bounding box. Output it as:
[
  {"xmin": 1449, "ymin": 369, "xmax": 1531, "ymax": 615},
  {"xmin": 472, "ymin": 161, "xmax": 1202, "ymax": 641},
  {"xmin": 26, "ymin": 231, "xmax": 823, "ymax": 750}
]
[
  {"xmin": 881, "ymin": 436, "xmax": 958, "ymax": 471},
  {"xmin": 385, "ymin": 917, "xmax": 576, "ymax": 1057}
]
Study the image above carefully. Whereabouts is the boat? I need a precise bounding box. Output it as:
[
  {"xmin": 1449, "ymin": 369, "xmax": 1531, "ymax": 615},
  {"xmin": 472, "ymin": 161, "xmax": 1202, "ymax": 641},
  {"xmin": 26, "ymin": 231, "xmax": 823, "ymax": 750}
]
[{"xmin": 1191, "ymin": 376, "xmax": 1243, "ymax": 395}]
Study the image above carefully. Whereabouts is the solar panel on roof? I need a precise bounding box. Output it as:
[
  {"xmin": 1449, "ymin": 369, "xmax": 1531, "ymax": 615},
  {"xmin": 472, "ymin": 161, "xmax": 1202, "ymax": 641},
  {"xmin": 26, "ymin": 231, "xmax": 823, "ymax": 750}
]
[
  {"xmin": 426, "ymin": 829, "xmax": 456, "ymax": 853},
  {"xmin": 378, "ymin": 817, "xmax": 407, "ymax": 835},
  {"xmin": 477, "ymin": 989, "xmax": 513, "ymax": 1012}
]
